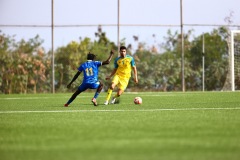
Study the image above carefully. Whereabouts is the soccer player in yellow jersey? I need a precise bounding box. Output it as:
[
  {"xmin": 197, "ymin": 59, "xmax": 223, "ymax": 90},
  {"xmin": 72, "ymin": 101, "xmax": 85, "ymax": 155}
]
[{"xmin": 104, "ymin": 46, "xmax": 138, "ymax": 105}]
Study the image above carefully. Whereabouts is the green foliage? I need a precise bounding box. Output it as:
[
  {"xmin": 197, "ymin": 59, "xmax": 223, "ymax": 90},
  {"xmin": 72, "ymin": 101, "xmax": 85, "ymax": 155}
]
[
  {"xmin": 189, "ymin": 29, "xmax": 228, "ymax": 90},
  {"xmin": 54, "ymin": 39, "xmax": 90, "ymax": 90},
  {"xmin": 54, "ymin": 27, "xmax": 118, "ymax": 92},
  {"xmin": 0, "ymin": 31, "xmax": 51, "ymax": 94},
  {"xmin": 0, "ymin": 26, "xmax": 230, "ymax": 93}
]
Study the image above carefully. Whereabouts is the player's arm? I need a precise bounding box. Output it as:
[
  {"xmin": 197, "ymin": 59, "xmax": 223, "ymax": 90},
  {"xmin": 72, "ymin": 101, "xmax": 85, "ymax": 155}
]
[
  {"xmin": 67, "ymin": 71, "xmax": 82, "ymax": 88},
  {"xmin": 132, "ymin": 66, "xmax": 138, "ymax": 84},
  {"xmin": 105, "ymin": 68, "xmax": 117, "ymax": 80},
  {"xmin": 102, "ymin": 50, "xmax": 114, "ymax": 65}
]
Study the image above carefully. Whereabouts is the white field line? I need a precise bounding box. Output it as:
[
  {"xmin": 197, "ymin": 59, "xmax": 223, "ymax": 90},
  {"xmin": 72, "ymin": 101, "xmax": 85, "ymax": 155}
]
[
  {"xmin": 0, "ymin": 94, "xmax": 174, "ymax": 100},
  {"xmin": 0, "ymin": 107, "xmax": 240, "ymax": 114}
]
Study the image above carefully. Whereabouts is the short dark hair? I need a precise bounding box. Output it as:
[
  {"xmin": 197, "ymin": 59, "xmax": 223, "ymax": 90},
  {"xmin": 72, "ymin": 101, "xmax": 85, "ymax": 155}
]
[
  {"xmin": 120, "ymin": 46, "xmax": 127, "ymax": 50},
  {"xmin": 87, "ymin": 52, "xmax": 96, "ymax": 60}
]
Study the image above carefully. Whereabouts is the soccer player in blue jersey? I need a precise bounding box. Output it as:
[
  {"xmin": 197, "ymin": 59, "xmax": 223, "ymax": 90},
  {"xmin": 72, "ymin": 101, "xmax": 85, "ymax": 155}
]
[
  {"xmin": 64, "ymin": 51, "xmax": 114, "ymax": 107},
  {"xmin": 104, "ymin": 46, "xmax": 138, "ymax": 105}
]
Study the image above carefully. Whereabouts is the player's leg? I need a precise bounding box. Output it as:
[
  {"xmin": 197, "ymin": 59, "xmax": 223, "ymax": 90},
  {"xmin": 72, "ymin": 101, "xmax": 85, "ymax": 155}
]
[
  {"xmin": 91, "ymin": 81, "xmax": 103, "ymax": 106},
  {"xmin": 111, "ymin": 77, "xmax": 129, "ymax": 104},
  {"xmin": 64, "ymin": 84, "xmax": 86, "ymax": 107},
  {"xmin": 64, "ymin": 89, "xmax": 82, "ymax": 107},
  {"xmin": 104, "ymin": 76, "xmax": 118, "ymax": 105},
  {"xmin": 94, "ymin": 81, "xmax": 103, "ymax": 98},
  {"xmin": 110, "ymin": 89, "xmax": 124, "ymax": 104},
  {"xmin": 104, "ymin": 82, "xmax": 116, "ymax": 105}
]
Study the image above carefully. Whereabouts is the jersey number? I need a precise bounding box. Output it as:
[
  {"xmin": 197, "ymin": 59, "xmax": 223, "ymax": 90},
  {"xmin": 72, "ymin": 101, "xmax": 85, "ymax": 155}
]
[{"xmin": 85, "ymin": 68, "xmax": 93, "ymax": 76}]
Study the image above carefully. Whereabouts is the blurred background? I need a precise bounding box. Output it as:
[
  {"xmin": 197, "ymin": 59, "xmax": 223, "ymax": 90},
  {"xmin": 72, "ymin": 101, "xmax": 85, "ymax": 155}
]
[{"xmin": 0, "ymin": 0, "xmax": 240, "ymax": 94}]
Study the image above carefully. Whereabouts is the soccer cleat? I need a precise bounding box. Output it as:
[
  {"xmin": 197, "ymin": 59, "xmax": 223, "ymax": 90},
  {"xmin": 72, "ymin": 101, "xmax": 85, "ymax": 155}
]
[
  {"xmin": 91, "ymin": 98, "xmax": 98, "ymax": 106},
  {"xmin": 111, "ymin": 98, "xmax": 116, "ymax": 104},
  {"xmin": 64, "ymin": 104, "xmax": 69, "ymax": 107},
  {"xmin": 104, "ymin": 101, "xmax": 109, "ymax": 105}
]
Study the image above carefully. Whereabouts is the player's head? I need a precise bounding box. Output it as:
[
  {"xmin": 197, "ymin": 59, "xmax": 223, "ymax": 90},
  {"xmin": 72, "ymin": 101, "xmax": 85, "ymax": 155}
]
[
  {"xmin": 87, "ymin": 52, "xmax": 96, "ymax": 60},
  {"xmin": 119, "ymin": 46, "xmax": 127, "ymax": 58}
]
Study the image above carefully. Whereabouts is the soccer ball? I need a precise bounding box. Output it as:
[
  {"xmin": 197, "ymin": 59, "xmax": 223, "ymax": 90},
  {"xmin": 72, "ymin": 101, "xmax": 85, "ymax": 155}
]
[{"xmin": 134, "ymin": 97, "xmax": 142, "ymax": 104}]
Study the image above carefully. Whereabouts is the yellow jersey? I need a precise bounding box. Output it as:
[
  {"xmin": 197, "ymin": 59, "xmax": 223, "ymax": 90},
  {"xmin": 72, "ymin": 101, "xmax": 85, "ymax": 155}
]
[{"xmin": 114, "ymin": 55, "xmax": 136, "ymax": 78}]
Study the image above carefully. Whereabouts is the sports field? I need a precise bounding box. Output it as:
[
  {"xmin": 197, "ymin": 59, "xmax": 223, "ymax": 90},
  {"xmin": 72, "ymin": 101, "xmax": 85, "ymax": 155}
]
[{"xmin": 0, "ymin": 92, "xmax": 240, "ymax": 160}]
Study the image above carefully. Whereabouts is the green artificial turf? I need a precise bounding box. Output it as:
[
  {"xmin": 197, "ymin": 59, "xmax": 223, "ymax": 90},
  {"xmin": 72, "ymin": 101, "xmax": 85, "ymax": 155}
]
[{"xmin": 0, "ymin": 92, "xmax": 240, "ymax": 160}]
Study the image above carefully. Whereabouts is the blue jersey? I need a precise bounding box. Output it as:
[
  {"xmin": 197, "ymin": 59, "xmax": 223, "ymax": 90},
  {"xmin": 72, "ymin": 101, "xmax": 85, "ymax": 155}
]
[{"xmin": 78, "ymin": 60, "xmax": 102, "ymax": 84}]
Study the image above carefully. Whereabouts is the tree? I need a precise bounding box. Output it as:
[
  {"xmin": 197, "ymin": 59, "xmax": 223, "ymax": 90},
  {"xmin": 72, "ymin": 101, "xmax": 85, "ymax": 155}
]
[
  {"xmin": 54, "ymin": 26, "xmax": 117, "ymax": 92},
  {"xmin": 189, "ymin": 28, "xmax": 228, "ymax": 90},
  {"xmin": 159, "ymin": 29, "xmax": 195, "ymax": 91},
  {"xmin": 0, "ymin": 31, "xmax": 49, "ymax": 94},
  {"xmin": 0, "ymin": 26, "xmax": 231, "ymax": 93},
  {"xmin": 54, "ymin": 38, "xmax": 91, "ymax": 91},
  {"xmin": 0, "ymin": 31, "xmax": 15, "ymax": 93}
]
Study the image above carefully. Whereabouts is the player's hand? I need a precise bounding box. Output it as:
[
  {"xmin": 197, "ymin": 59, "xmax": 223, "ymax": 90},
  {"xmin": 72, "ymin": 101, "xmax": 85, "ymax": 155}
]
[
  {"xmin": 134, "ymin": 78, "xmax": 138, "ymax": 84},
  {"xmin": 67, "ymin": 84, "xmax": 71, "ymax": 88},
  {"xmin": 110, "ymin": 50, "xmax": 114, "ymax": 55}
]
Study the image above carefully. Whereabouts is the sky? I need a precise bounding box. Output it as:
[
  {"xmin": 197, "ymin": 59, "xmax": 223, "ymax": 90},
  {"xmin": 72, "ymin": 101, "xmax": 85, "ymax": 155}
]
[{"xmin": 0, "ymin": 0, "xmax": 240, "ymax": 52}]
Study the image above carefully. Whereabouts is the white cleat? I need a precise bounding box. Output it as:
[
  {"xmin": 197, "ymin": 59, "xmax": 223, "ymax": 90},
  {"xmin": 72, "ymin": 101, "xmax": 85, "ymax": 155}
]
[
  {"xmin": 111, "ymin": 98, "xmax": 116, "ymax": 104},
  {"xmin": 104, "ymin": 101, "xmax": 109, "ymax": 105}
]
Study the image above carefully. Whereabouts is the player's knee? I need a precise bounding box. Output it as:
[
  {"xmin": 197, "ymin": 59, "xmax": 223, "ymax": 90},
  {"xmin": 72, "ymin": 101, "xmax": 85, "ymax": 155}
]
[
  {"xmin": 97, "ymin": 82, "xmax": 103, "ymax": 91},
  {"xmin": 99, "ymin": 82, "xmax": 103, "ymax": 87},
  {"xmin": 118, "ymin": 90, "xmax": 124, "ymax": 96},
  {"xmin": 99, "ymin": 83, "xmax": 103, "ymax": 89}
]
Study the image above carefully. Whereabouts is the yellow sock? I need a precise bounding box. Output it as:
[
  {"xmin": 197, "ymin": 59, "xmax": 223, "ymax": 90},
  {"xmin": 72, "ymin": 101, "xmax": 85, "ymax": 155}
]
[{"xmin": 106, "ymin": 89, "xmax": 113, "ymax": 101}]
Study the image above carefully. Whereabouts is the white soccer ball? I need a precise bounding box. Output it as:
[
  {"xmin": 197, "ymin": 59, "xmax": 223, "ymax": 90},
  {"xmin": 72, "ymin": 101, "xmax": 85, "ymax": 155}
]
[{"xmin": 134, "ymin": 97, "xmax": 142, "ymax": 105}]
